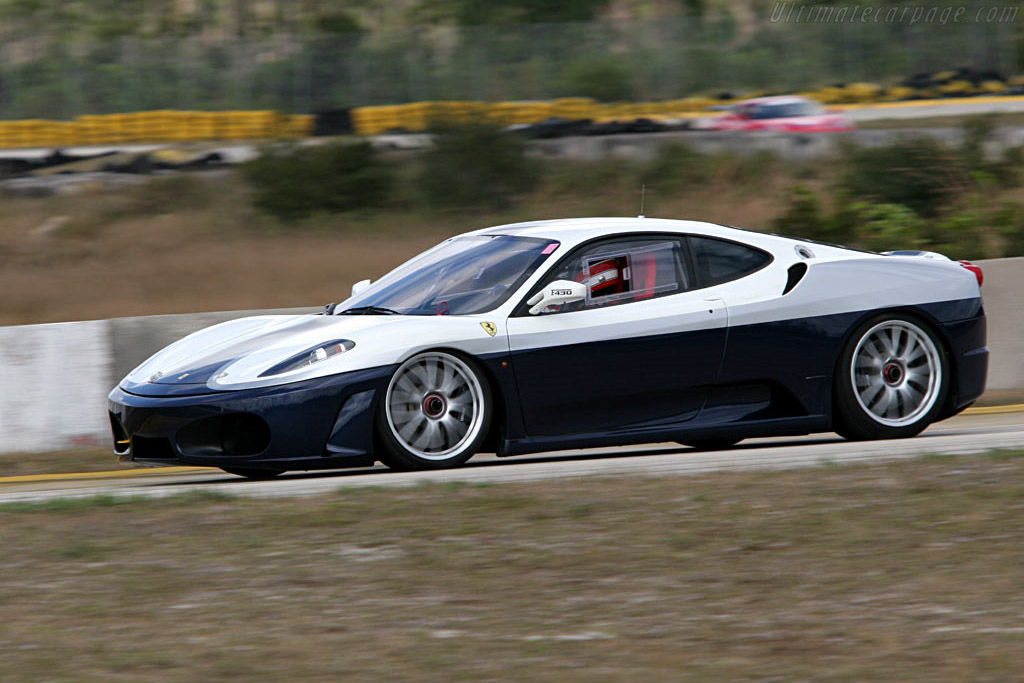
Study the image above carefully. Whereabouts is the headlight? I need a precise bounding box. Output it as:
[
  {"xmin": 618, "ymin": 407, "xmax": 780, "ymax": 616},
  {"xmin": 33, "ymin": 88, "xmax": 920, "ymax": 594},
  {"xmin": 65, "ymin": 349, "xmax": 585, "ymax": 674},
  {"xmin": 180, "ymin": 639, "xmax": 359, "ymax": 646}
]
[{"xmin": 259, "ymin": 340, "xmax": 355, "ymax": 377}]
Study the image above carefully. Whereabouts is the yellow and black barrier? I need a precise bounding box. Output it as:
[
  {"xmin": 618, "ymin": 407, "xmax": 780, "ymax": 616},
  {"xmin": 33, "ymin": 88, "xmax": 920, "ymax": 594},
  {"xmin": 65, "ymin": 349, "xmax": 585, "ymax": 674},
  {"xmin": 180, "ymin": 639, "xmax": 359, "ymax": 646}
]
[
  {"xmin": 347, "ymin": 79, "xmax": 1024, "ymax": 135},
  {"xmin": 2, "ymin": 71, "xmax": 1024, "ymax": 147},
  {"xmin": 0, "ymin": 111, "xmax": 314, "ymax": 149}
]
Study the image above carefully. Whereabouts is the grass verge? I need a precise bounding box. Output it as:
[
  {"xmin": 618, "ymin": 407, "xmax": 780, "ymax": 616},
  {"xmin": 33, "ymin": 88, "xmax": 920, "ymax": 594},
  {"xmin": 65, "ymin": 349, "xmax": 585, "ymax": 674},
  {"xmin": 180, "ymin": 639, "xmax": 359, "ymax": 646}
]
[
  {"xmin": 0, "ymin": 448, "xmax": 126, "ymax": 477},
  {"xmin": 2, "ymin": 452, "xmax": 1024, "ymax": 680}
]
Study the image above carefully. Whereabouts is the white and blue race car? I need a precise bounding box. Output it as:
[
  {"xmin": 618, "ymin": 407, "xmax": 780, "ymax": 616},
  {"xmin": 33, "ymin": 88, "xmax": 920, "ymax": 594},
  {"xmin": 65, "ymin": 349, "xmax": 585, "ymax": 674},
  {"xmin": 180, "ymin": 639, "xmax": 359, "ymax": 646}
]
[{"xmin": 108, "ymin": 218, "xmax": 988, "ymax": 478}]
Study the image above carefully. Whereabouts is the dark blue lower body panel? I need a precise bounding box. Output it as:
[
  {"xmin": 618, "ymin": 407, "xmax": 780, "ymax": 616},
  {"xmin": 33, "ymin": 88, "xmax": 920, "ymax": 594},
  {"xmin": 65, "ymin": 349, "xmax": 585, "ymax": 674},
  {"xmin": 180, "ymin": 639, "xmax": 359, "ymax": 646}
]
[
  {"xmin": 938, "ymin": 313, "xmax": 988, "ymax": 416},
  {"xmin": 108, "ymin": 367, "xmax": 393, "ymax": 471},
  {"xmin": 500, "ymin": 298, "xmax": 988, "ymax": 456}
]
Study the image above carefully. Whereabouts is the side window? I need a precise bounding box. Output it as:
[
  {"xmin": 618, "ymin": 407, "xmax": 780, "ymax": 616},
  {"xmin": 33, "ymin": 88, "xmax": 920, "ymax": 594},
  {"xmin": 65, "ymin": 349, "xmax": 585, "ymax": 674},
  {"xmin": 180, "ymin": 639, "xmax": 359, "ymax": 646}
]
[
  {"xmin": 541, "ymin": 238, "xmax": 689, "ymax": 313},
  {"xmin": 690, "ymin": 236, "xmax": 772, "ymax": 286}
]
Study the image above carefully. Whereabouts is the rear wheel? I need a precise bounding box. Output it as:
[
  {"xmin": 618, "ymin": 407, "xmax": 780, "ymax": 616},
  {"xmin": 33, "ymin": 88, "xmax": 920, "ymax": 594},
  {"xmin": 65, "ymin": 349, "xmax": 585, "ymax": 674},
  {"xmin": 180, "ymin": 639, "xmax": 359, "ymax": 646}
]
[
  {"xmin": 835, "ymin": 315, "xmax": 948, "ymax": 440},
  {"xmin": 220, "ymin": 467, "xmax": 285, "ymax": 479},
  {"xmin": 377, "ymin": 351, "xmax": 491, "ymax": 471}
]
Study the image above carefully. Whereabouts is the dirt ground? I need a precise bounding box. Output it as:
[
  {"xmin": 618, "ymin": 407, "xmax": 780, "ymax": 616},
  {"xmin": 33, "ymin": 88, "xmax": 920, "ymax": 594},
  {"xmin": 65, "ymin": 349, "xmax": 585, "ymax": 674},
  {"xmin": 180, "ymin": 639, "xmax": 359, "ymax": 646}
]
[
  {"xmin": 2, "ymin": 453, "xmax": 1024, "ymax": 680},
  {"xmin": 0, "ymin": 174, "xmax": 460, "ymax": 325}
]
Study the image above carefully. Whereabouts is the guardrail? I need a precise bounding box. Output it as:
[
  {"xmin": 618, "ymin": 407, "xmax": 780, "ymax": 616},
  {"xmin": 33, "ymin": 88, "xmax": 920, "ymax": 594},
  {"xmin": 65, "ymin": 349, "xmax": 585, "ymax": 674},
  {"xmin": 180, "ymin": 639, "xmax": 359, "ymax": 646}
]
[{"xmin": 0, "ymin": 256, "xmax": 1020, "ymax": 454}]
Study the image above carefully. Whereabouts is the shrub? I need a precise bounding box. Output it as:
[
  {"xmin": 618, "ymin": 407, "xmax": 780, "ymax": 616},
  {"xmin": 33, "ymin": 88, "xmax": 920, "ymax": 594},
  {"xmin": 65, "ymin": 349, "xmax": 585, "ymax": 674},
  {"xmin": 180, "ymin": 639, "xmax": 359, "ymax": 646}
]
[
  {"xmin": 641, "ymin": 143, "xmax": 714, "ymax": 189},
  {"xmin": 719, "ymin": 150, "xmax": 778, "ymax": 185},
  {"xmin": 825, "ymin": 193, "xmax": 866, "ymax": 246},
  {"xmin": 454, "ymin": 0, "xmax": 610, "ymax": 24},
  {"xmin": 993, "ymin": 145, "xmax": 1024, "ymax": 188},
  {"xmin": 963, "ymin": 201, "xmax": 1024, "ymax": 259},
  {"xmin": 961, "ymin": 115, "xmax": 1022, "ymax": 188},
  {"xmin": 546, "ymin": 158, "xmax": 638, "ymax": 195},
  {"xmin": 840, "ymin": 139, "xmax": 968, "ymax": 218},
  {"xmin": 772, "ymin": 185, "xmax": 826, "ymax": 240},
  {"xmin": 961, "ymin": 114, "xmax": 996, "ymax": 170},
  {"xmin": 1002, "ymin": 215, "xmax": 1024, "ymax": 257},
  {"xmin": 242, "ymin": 142, "xmax": 392, "ymax": 220},
  {"xmin": 418, "ymin": 123, "xmax": 539, "ymax": 209},
  {"xmin": 562, "ymin": 55, "xmax": 633, "ymax": 102},
  {"xmin": 847, "ymin": 202, "xmax": 928, "ymax": 252},
  {"xmin": 928, "ymin": 213, "xmax": 991, "ymax": 261}
]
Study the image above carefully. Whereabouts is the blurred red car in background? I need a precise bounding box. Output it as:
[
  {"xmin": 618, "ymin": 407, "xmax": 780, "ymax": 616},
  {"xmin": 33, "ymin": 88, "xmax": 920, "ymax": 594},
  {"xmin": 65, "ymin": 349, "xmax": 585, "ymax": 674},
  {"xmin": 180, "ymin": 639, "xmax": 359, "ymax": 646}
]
[{"xmin": 708, "ymin": 96, "xmax": 854, "ymax": 132}]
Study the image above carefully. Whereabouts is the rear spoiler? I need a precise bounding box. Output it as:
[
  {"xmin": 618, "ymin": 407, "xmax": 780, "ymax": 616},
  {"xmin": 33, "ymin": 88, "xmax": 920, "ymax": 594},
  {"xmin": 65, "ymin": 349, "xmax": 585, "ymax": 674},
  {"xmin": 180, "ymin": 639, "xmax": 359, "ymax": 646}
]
[{"xmin": 882, "ymin": 250, "xmax": 983, "ymax": 287}]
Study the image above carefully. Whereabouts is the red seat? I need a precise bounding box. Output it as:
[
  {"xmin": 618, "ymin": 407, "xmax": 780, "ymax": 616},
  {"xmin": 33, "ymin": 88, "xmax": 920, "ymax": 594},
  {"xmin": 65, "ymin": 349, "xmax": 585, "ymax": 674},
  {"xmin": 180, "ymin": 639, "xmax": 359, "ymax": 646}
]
[{"xmin": 632, "ymin": 254, "xmax": 657, "ymax": 299}]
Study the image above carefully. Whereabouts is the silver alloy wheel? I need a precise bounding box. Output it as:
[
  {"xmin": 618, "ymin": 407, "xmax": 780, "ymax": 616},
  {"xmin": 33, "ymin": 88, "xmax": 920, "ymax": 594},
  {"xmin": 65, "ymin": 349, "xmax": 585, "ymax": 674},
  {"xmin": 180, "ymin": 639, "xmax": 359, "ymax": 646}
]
[
  {"xmin": 385, "ymin": 352, "xmax": 485, "ymax": 461},
  {"xmin": 851, "ymin": 320, "xmax": 942, "ymax": 428}
]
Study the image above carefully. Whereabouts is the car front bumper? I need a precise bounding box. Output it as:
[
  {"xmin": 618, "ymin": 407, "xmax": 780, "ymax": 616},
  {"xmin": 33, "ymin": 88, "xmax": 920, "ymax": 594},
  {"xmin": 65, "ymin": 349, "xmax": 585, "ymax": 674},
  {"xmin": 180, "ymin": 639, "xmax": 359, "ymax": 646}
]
[{"xmin": 108, "ymin": 366, "xmax": 394, "ymax": 472}]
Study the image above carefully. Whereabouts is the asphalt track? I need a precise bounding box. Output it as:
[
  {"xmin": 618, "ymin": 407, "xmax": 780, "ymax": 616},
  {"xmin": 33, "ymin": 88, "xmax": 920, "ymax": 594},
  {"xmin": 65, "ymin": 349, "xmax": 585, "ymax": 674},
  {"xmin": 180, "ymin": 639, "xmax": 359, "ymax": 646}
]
[
  {"xmin": 839, "ymin": 96, "xmax": 1024, "ymax": 121},
  {"xmin": 2, "ymin": 407, "xmax": 1023, "ymax": 505}
]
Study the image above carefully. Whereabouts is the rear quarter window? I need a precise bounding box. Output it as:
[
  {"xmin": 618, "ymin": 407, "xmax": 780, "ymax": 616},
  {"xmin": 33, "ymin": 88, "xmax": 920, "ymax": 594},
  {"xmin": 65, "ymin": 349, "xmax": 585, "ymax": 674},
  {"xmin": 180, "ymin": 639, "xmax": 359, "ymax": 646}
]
[{"xmin": 690, "ymin": 236, "xmax": 773, "ymax": 287}]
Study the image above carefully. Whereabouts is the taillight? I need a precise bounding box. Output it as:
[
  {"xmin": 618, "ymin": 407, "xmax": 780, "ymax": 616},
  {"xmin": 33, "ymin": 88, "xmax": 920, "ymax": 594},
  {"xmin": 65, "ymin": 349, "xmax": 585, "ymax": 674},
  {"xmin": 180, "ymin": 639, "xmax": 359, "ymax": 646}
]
[{"xmin": 959, "ymin": 260, "xmax": 983, "ymax": 287}]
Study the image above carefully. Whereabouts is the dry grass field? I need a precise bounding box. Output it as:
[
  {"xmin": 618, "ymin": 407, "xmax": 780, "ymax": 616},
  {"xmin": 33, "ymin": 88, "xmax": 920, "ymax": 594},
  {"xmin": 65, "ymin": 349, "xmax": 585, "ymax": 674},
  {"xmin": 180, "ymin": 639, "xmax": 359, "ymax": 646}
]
[
  {"xmin": 1, "ymin": 452, "xmax": 1024, "ymax": 680},
  {"xmin": 0, "ymin": 165, "xmax": 798, "ymax": 326},
  {"xmin": 3, "ymin": 135, "xmax": 1021, "ymax": 329}
]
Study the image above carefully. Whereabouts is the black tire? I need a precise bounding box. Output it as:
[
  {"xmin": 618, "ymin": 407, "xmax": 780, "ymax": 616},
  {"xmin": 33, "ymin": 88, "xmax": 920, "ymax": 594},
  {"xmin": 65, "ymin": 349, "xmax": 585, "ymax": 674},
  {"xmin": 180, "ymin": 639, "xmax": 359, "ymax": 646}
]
[
  {"xmin": 679, "ymin": 438, "xmax": 742, "ymax": 451},
  {"xmin": 376, "ymin": 351, "xmax": 492, "ymax": 471},
  {"xmin": 221, "ymin": 467, "xmax": 285, "ymax": 479},
  {"xmin": 834, "ymin": 314, "xmax": 949, "ymax": 441}
]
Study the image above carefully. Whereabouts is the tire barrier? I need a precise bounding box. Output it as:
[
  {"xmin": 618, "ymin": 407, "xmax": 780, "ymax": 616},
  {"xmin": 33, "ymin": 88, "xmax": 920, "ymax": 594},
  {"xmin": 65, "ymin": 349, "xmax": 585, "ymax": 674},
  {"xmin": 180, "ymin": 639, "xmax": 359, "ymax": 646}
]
[
  {"xmin": 349, "ymin": 85, "xmax": 1024, "ymax": 136},
  {"xmin": 0, "ymin": 111, "xmax": 315, "ymax": 149},
  {"xmin": 312, "ymin": 108, "xmax": 354, "ymax": 136},
  {"xmin": 2, "ymin": 69, "xmax": 1024, "ymax": 148}
]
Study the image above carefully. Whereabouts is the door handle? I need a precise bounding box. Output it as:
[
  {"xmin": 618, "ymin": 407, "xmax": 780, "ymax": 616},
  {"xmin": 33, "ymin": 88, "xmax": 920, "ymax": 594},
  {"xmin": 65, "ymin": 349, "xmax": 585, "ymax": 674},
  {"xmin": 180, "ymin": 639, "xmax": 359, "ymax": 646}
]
[{"xmin": 702, "ymin": 295, "xmax": 724, "ymax": 315}]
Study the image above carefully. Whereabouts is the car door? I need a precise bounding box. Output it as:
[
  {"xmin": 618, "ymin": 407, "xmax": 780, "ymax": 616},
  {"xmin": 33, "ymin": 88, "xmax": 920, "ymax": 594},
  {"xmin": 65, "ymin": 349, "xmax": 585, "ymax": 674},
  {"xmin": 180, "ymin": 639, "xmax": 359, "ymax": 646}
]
[{"xmin": 505, "ymin": 235, "xmax": 728, "ymax": 438}]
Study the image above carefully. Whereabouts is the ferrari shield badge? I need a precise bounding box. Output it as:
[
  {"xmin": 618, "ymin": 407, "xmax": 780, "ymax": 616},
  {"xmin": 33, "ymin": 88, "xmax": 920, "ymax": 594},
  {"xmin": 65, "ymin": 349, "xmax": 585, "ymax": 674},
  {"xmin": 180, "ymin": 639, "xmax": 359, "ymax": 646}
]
[{"xmin": 480, "ymin": 322, "xmax": 498, "ymax": 337}]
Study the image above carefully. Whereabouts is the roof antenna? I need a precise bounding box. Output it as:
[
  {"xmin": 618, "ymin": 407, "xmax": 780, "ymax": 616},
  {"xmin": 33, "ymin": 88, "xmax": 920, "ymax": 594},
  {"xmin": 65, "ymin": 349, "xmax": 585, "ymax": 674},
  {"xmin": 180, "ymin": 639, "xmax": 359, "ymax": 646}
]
[{"xmin": 638, "ymin": 184, "xmax": 646, "ymax": 219}]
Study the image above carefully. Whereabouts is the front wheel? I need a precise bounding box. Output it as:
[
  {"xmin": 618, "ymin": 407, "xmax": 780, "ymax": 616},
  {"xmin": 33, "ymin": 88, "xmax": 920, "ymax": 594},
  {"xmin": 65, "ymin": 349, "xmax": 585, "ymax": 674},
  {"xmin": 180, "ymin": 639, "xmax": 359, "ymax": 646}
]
[
  {"xmin": 377, "ymin": 351, "xmax": 492, "ymax": 471},
  {"xmin": 834, "ymin": 315, "xmax": 948, "ymax": 440}
]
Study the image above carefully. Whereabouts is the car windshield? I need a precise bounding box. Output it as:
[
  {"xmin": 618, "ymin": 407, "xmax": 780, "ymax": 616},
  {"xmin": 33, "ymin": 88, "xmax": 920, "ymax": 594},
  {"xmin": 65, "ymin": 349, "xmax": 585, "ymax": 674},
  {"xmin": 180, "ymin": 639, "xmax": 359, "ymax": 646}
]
[
  {"xmin": 749, "ymin": 101, "xmax": 822, "ymax": 119},
  {"xmin": 339, "ymin": 235, "xmax": 556, "ymax": 316}
]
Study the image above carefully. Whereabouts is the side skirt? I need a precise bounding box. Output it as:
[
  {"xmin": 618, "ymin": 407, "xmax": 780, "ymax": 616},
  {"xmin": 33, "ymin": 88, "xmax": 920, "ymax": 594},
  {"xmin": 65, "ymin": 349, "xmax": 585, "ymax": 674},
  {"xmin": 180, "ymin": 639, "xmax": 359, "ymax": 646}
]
[{"xmin": 499, "ymin": 415, "xmax": 831, "ymax": 457}]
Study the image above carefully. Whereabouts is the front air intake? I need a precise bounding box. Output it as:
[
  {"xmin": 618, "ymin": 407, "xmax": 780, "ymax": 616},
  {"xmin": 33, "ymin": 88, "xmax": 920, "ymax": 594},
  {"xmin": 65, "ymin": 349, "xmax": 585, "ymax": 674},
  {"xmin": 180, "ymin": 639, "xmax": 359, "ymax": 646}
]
[
  {"xmin": 176, "ymin": 414, "xmax": 271, "ymax": 457},
  {"xmin": 132, "ymin": 436, "xmax": 177, "ymax": 461}
]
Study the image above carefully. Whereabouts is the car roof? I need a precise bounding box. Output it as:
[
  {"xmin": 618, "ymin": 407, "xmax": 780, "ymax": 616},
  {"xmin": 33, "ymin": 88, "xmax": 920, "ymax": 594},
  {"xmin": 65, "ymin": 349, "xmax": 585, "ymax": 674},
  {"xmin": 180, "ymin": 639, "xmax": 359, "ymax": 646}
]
[
  {"xmin": 470, "ymin": 217, "xmax": 775, "ymax": 246},
  {"xmin": 466, "ymin": 217, "xmax": 869, "ymax": 261}
]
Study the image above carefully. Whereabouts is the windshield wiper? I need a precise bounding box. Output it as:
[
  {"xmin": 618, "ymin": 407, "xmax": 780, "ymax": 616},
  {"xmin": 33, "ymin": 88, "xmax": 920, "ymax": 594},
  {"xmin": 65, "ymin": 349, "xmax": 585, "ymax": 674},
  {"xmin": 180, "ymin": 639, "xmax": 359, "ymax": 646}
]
[{"xmin": 337, "ymin": 305, "xmax": 402, "ymax": 316}]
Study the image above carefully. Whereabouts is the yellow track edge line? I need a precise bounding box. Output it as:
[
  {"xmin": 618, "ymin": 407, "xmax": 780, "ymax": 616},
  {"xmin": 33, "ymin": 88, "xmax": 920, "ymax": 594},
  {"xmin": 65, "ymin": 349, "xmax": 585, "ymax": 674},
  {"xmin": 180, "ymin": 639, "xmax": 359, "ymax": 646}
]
[
  {"xmin": 963, "ymin": 403, "xmax": 1024, "ymax": 416},
  {"xmin": 0, "ymin": 466, "xmax": 208, "ymax": 485},
  {"xmin": 2, "ymin": 403, "xmax": 1022, "ymax": 485}
]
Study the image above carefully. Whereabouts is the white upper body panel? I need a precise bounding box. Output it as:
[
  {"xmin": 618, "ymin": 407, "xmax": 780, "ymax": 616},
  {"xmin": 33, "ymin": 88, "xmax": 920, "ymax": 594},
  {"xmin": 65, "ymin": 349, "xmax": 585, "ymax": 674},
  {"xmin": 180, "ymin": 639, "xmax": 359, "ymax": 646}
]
[{"xmin": 121, "ymin": 218, "xmax": 981, "ymax": 392}]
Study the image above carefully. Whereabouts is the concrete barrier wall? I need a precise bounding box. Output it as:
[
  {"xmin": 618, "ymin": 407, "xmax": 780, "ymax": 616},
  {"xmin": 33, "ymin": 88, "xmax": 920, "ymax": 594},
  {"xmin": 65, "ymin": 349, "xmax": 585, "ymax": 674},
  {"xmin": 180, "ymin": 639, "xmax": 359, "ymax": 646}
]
[
  {"xmin": 0, "ymin": 259, "xmax": 1019, "ymax": 455},
  {"xmin": 0, "ymin": 320, "xmax": 112, "ymax": 452},
  {"xmin": 0, "ymin": 308, "xmax": 314, "ymax": 454},
  {"xmin": 976, "ymin": 257, "xmax": 1024, "ymax": 392},
  {"xmin": 529, "ymin": 127, "xmax": 1024, "ymax": 163}
]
